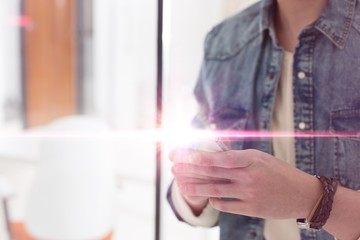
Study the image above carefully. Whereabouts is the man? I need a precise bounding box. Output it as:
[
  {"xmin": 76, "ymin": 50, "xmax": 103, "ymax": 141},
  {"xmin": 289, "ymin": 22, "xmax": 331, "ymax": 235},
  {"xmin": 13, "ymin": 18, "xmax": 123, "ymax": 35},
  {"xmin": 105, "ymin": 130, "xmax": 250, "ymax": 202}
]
[{"xmin": 168, "ymin": 0, "xmax": 360, "ymax": 239}]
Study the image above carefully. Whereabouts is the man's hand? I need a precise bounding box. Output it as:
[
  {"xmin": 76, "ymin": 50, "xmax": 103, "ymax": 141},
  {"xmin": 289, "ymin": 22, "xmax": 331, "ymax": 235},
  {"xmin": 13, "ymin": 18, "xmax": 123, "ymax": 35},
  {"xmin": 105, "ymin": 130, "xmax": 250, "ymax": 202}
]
[
  {"xmin": 169, "ymin": 148, "xmax": 322, "ymax": 219},
  {"xmin": 171, "ymin": 148, "xmax": 230, "ymax": 215}
]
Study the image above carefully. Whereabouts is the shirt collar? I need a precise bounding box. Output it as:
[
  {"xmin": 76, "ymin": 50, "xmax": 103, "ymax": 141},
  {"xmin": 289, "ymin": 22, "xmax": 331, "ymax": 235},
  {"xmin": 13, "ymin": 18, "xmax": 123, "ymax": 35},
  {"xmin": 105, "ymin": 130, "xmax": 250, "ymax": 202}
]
[
  {"xmin": 313, "ymin": 0, "xmax": 357, "ymax": 49},
  {"xmin": 259, "ymin": 0, "xmax": 275, "ymax": 33},
  {"xmin": 259, "ymin": 0, "xmax": 358, "ymax": 49}
]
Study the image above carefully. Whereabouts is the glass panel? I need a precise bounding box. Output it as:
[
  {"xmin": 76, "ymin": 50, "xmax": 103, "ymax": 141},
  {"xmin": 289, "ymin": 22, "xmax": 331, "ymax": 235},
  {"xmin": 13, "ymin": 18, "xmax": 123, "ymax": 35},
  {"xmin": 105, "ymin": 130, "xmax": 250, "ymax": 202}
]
[
  {"xmin": 91, "ymin": 1, "xmax": 157, "ymax": 239},
  {"xmin": 162, "ymin": 0, "xmax": 257, "ymax": 239},
  {"xmin": 0, "ymin": 0, "xmax": 22, "ymax": 132}
]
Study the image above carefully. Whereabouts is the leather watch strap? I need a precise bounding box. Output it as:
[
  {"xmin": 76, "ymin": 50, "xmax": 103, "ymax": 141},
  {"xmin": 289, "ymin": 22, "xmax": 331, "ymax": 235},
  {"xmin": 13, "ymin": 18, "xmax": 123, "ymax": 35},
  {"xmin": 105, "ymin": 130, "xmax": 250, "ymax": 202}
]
[
  {"xmin": 297, "ymin": 176, "xmax": 338, "ymax": 230},
  {"xmin": 309, "ymin": 176, "xmax": 338, "ymax": 229}
]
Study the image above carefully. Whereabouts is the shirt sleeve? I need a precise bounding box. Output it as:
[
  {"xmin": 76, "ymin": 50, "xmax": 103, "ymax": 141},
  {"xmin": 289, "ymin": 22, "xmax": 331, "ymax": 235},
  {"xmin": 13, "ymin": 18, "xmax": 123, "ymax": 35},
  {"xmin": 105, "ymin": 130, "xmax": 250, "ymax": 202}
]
[{"xmin": 169, "ymin": 181, "xmax": 219, "ymax": 227}]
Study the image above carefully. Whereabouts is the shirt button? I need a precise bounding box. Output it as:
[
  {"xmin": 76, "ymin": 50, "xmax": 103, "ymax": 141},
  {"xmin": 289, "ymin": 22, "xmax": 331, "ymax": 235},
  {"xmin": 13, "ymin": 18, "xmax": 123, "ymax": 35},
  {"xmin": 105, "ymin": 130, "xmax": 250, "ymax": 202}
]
[
  {"xmin": 249, "ymin": 231, "xmax": 257, "ymax": 238},
  {"xmin": 299, "ymin": 122, "xmax": 307, "ymax": 130},
  {"xmin": 297, "ymin": 71, "xmax": 306, "ymax": 80}
]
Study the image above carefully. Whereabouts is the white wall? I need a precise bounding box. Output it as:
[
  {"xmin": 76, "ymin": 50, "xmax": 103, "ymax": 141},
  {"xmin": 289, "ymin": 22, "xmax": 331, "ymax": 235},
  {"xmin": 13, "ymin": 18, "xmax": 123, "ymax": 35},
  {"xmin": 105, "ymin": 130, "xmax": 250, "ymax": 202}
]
[
  {"xmin": 0, "ymin": 2, "xmax": 24, "ymax": 238},
  {"xmin": 0, "ymin": 0, "xmax": 22, "ymax": 132},
  {"xmin": 93, "ymin": 0, "xmax": 157, "ymax": 130},
  {"xmin": 93, "ymin": 1, "xmax": 158, "ymax": 239}
]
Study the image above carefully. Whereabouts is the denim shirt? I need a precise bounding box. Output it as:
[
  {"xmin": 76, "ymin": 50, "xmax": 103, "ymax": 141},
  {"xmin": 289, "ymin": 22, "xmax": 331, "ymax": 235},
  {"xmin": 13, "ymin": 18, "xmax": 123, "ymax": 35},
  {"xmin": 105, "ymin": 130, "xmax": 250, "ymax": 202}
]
[{"xmin": 167, "ymin": 0, "xmax": 360, "ymax": 239}]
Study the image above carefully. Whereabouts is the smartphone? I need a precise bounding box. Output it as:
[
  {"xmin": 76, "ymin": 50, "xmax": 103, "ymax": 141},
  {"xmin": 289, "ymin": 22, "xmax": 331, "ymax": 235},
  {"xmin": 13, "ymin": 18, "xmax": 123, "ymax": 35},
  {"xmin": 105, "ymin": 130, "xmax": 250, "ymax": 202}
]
[{"xmin": 186, "ymin": 137, "xmax": 230, "ymax": 152}]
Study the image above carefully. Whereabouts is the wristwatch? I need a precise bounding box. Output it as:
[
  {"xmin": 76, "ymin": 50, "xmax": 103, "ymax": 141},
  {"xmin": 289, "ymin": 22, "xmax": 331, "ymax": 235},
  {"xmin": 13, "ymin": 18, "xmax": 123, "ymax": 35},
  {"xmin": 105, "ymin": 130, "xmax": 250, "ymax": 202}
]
[{"xmin": 297, "ymin": 176, "xmax": 338, "ymax": 230}]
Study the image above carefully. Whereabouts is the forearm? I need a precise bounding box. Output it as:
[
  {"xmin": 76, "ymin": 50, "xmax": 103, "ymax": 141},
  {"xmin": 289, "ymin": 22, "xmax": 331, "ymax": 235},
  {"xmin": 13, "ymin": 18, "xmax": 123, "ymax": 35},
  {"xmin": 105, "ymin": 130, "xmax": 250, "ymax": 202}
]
[{"xmin": 324, "ymin": 186, "xmax": 360, "ymax": 240}]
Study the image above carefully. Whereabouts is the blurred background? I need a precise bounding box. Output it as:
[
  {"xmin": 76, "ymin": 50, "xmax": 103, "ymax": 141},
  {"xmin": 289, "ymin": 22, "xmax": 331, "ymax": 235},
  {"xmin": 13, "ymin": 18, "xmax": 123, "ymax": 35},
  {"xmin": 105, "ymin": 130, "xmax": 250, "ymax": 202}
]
[{"xmin": 0, "ymin": 0, "xmax": 256, "ymax": 239}]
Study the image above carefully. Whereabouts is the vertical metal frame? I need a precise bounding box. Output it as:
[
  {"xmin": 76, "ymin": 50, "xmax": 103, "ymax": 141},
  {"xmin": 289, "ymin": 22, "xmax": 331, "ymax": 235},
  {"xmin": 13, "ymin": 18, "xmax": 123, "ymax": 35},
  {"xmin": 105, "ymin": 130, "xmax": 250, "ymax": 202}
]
[
  {"xmin": 19, "ymin": 0, "xmax": 27, "ymax": 129},
  {"xmin": 2, "ymin": 199, "xmax": 12, "ymax": 240},
  {"xmin": 155, "ymin": 0, "xmax": 163, "ymax": 239}
]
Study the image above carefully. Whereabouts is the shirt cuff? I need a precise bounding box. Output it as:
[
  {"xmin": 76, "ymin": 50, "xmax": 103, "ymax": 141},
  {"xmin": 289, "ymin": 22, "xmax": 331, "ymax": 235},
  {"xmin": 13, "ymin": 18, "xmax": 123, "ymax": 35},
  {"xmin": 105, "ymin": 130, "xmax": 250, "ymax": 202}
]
[{"xmin": 171, "ymin": 181, "xmax": 219, "ymax": 227}]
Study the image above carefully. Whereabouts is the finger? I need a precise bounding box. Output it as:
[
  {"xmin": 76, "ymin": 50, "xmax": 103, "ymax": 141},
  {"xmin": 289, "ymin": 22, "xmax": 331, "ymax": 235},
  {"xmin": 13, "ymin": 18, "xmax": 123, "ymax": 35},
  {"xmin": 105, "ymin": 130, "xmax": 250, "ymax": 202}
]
[
  {"xmin": 173, "ymin": 169, "xmax": 232, "ymax": 184},
  {"xmin": 178, "ymin": 182, "xmax": 242, "ymax": 199},
  {"xmin": 169, "ymin": 148, "xmax": 194, "ymax": 163},
  {"xmin": 171, "ymin": 164, "xmax": 226, "ymax": 181},
  {"xmin": 171, "ymin": 149, "xmax": 255, "ymax": 168},
  {"xmin": 172, "ymin": 163, "xmax": 237, "ymax": 179},
  {"xmin": 175, "ymin": 176, "xmax": 230, "ymax": 184}
]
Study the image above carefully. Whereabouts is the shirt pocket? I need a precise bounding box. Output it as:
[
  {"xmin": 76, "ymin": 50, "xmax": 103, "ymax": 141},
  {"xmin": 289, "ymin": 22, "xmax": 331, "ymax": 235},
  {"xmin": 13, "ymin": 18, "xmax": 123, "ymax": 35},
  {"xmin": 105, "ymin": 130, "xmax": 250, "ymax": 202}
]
[
  {"xmin": 209, "ymin": 107, "xmax": 248, "ymax": 150},
  {"xmin": 330, "ymin": 108, "xmax": 360, "ymax": 190}
]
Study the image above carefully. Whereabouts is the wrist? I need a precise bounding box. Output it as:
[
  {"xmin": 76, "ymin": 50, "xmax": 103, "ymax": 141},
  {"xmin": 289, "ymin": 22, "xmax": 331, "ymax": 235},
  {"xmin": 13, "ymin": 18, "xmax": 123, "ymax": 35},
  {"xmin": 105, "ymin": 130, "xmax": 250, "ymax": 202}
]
[
  {"xmin": 297, "ymin": 176, "xmax": 338, "ymax": 230},
  {"xmin": 298, "ymin": 174, "xmax": 323, "ymax": 219}
]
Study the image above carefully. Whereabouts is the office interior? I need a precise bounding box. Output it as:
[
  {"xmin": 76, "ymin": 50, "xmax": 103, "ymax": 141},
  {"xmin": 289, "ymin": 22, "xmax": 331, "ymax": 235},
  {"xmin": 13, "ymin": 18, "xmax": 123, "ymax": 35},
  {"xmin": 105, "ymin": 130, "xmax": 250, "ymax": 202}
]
[{"xmin": 0, "ymin": 0, "xmax": 256, "ymax": 239}]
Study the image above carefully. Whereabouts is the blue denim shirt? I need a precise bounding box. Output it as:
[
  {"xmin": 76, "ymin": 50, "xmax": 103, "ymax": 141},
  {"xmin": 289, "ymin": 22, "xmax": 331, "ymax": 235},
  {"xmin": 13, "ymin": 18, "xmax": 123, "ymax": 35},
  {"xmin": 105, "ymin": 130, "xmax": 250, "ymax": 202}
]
[{"xmin": 167, "ymin": 0, "xmax": 360, "ymax": 239}]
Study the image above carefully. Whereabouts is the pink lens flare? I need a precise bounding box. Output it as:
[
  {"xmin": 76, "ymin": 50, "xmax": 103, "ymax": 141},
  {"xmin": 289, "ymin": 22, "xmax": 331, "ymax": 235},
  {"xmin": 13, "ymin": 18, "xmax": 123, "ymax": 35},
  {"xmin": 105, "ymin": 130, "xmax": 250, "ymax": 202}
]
[
  {"xmin": 210, "ymin": 130, "xmax": 360, "ymax": 139},
  {"xmin": 0, "ymin": 129, "xmax": 358, "ymax": 143},
  {"xmin": 8, "ymin": 15, "xmax": 33, "ymax": 28}
]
